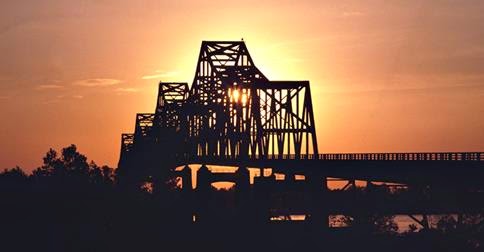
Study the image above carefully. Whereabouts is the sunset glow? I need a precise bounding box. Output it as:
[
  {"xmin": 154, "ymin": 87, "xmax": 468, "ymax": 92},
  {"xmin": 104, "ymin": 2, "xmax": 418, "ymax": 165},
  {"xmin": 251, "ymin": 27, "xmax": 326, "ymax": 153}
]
[{"xmin": 3, "ymin": 2, "xmax": 484, "ymax": 251}]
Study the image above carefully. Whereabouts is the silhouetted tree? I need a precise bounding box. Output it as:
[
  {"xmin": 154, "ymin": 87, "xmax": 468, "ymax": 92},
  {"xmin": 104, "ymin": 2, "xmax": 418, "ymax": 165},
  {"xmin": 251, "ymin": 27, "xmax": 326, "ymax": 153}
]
[
  {"xmin": 30, "ymin": 144, "xmax": 114, "ymax": 192},
  {"xmin": 0, "ymin": 166, "xmax": 27, "ymax": 180},
  {"xmin": 0, "ymin": 166, "xmax": 28, "ymax": 191}
]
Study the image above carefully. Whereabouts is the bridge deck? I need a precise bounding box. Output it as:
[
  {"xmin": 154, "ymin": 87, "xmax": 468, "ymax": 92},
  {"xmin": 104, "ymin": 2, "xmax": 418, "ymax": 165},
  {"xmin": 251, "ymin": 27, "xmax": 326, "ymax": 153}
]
[{"xmin": 181, "ymin": 152, "xmax": 484, "ymax": 186}]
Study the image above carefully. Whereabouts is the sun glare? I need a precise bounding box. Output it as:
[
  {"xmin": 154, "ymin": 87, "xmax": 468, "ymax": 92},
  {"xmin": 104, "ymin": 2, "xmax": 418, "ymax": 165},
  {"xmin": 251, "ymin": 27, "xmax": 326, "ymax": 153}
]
[
  {"xmin": 241, "ymin": 93, "xmax": 248, "ymax": 104},
  {"xmin": 232, "ymin": 89, "xmax": 240, "ymax": 102},
  {"xmin": 229, "ymin": 88, "xmax": 250, "ymax": 106}
]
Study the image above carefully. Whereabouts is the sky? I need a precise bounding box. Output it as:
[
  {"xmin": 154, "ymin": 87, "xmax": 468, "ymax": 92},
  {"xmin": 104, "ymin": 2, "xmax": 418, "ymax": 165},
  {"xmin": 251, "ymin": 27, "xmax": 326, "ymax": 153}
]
[{"xmin": 1, "ymin": 0, "xmax": 483, "ymax": 172}]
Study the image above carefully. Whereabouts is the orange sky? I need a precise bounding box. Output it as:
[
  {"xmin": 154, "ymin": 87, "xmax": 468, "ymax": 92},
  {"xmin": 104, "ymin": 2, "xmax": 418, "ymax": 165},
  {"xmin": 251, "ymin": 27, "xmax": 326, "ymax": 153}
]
[{"xmin": 1, "ymin": 0, "xmax": 483, "ymax": 172}]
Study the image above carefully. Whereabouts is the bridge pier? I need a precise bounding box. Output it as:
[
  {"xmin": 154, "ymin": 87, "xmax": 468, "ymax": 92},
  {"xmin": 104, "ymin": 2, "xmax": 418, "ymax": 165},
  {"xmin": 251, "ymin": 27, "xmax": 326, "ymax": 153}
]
[
  {"xmin": 235, "ymin": 165, "xmax": 250, "ymax": 192},
  {"xmin": 180, "ymin": 165, "xmax": 192, "ymax": 191},
  {"xmin": 235, "ymin": 165, "xmax": 251, "ymax": 215},
  {"xmin": 193, "ymin": 164, "xmax": 211, "ymax": 224},
  {"xmin": 196, "ymin": 164, "xmax": 212, "ymax": 193},
  {"xmin": 307, "ymin": 172, "xmax": 329, "ymax": 231}
]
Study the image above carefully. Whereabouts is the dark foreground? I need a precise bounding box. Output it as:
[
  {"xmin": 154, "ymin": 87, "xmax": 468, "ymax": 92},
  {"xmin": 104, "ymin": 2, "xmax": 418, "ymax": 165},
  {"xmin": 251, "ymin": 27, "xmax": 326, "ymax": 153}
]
[
  {"xmin": 1, "ymin": 145, "xmax": 483, "ymax": 252},
  {"xmin": 3, "ymin": 190, "xmax": 483, "ymax": 252}
]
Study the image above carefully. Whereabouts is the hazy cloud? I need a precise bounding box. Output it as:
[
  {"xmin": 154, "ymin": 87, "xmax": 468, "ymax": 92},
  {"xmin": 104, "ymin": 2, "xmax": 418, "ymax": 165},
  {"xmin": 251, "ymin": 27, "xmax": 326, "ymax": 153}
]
[
  {"xmin": 36, "ymin": 84, "xmax": 64, "ymax": 90},
  {"xmin": 141, "ymin": 70, "xmax": 179, "ymax": 80},
  {"xmin": 322, "ymin": 83, "xmax": 484, "ymax": 96},
  {"xmin": 73, "ymin": 78, "xmax": 122, "ymax": 87},
  {"xmin": 115, "ymin": 87, "xmax": 138, "ymax": 93},
  {"xmin": 41, "ymin": 94, "xmax": 84, "ymax": 104}
]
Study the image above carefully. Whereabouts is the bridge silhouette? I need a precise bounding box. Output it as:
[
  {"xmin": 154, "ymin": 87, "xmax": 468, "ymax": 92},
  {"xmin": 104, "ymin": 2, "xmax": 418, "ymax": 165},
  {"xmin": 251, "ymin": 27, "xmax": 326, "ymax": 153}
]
[{"xmin": 117, "ymin": 41, "xmax": 484, "ymax": 224}]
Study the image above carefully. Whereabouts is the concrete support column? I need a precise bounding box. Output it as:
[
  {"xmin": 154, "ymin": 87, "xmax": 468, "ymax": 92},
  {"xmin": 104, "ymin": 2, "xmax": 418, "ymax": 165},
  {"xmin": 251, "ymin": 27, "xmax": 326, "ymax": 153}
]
[
  {"xmin": 235, "ymin": 165, "xmax": 250, "ymax": 192},
  {"xmin": 234, "ymin": 165, "xmax": 250, "ymax": 218},
  {"xmin": 307, "ymin": 172, "xmax": 329, "ymax": 232},
  {"xmin": 196, "ymin": 164, "xmax": 212, "ymax": 192},
  {"xmin": 282, "ymin": 170, "xmax": 296, "ymax": 195},
  {"xmin": 195, "ymin": 164, "xmax": 211, "ymax": 224},
  {"xmin": 181, "ymin": 165, "xmax": 192, "ymax": 191},
  {"xmin": 253, "ymin": 168, "xmax": 273, "ymax": 223}
]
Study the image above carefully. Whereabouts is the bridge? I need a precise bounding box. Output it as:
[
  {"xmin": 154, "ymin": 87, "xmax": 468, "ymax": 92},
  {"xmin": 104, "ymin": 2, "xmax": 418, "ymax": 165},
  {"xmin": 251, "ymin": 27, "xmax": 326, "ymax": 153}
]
[{"xmin": 117, "ymin": 41, "xmax": 484, "ymax": 225}]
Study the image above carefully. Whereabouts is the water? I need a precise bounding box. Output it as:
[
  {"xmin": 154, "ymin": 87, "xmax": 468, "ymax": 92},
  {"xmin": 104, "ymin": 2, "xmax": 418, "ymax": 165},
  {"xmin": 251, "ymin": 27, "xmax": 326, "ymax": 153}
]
[{"xmin": 269, "ymin": 214, "xmax": 457, "ymax": 233}]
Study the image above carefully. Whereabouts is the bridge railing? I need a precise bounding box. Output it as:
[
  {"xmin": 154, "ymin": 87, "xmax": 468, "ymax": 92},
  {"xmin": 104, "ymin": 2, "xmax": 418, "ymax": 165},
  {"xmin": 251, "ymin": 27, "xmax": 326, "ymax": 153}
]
[
  {"xmin": 314, "ymin": 152, "xmax": 483, "ymax": 161},
  {"xmin": 183, "ymin": 152, "xmax": 483, "ymax": 162}
]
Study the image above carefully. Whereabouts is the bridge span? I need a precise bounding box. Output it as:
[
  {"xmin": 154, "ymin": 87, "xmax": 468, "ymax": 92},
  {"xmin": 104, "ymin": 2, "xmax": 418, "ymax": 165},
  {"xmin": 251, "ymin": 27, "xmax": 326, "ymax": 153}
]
[
  {"xmin": 182, "ymin": 152, "xmax": 484, "ymax": 185},
  {"xmin": 117, "ymin": 41, "xmax": 484, "ymax": 221}
]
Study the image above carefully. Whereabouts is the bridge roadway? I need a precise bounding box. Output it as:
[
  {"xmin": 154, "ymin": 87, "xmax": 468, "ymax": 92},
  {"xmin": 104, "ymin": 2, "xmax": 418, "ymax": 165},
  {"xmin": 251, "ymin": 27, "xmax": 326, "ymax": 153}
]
[
  {"xmin": 180, "ymin": 152, "xmax": 484, "ymax": 186},
  {"xmin": 176, "ymin": 152, "xmax": 484, "ymax": 216}
]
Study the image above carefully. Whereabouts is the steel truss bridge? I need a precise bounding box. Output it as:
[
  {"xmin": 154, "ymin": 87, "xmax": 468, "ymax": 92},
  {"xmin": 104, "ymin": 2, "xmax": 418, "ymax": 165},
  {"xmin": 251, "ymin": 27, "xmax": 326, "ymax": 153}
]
[{"xmin": 117, "ymin": 41, "xmax": 484, "ymax": 224}]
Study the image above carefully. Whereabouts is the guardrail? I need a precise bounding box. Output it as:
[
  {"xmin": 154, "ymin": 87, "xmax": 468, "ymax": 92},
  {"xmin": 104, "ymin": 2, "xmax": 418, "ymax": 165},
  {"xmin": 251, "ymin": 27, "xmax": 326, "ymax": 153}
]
[
  {"xmin": 184, "ymin": 152, "xmax": 483, "ymax": 161},
  {"xmin": 315, "ymin": 152, "xmax": 483, "ymax": 161}
]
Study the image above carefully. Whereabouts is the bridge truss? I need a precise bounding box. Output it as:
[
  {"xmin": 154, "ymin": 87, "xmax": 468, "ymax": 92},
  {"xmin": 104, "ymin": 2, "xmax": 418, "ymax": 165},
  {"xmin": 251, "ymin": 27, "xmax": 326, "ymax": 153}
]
[
  {"xmin": 118, "ymin": 41, "xmax": 319, "ymax": 185},
  {"xmin": 117, "ymin": 41, "xmax": 483, "ymax": 192}
]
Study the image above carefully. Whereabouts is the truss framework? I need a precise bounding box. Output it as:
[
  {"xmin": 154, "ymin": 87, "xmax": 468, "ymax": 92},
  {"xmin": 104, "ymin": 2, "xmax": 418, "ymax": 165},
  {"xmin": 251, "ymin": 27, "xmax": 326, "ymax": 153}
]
[{"xmin": 118, "ymin": 41, "xmax": 319, "ymax": 182}]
